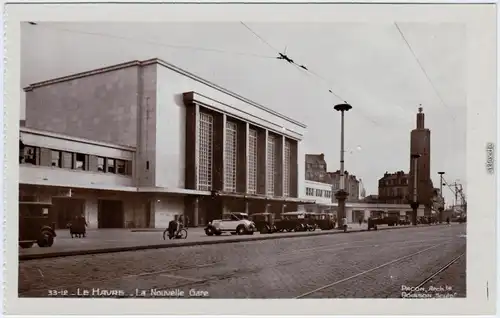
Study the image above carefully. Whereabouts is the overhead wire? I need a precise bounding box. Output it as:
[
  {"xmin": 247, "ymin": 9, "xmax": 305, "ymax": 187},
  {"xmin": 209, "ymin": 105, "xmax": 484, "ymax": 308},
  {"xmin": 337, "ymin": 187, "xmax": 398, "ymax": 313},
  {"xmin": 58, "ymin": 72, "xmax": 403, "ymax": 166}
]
[
  {"xmin": 25, "ymin": 22, "xmax": 277, "ymax": 60},
  {"xmin": 394, "ymin": 22, "xmax": 457, "ymax": 122},
  {"xmin": 239, "ymin": 21, "xmax": 387, "ymax": 128}
]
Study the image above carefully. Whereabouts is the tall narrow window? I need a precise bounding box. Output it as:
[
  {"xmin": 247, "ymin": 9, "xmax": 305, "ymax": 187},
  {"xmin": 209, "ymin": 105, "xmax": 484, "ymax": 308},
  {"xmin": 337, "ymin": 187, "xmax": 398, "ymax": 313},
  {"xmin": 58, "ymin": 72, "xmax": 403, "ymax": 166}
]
[
  {"xmin": 51, "ymin": 150, "xmax": 62, "ymax": 167},
  {"xmin": 198, "ymin": 112, "xmax": 214, "ymax": 191},
  {"xmin": 247, "ymin": 129, "xmax": 258, "ymax": 194},
  {"xmin": 75, "ymin": 153, "xmax": 86, "ymax": 170},
  {"xmin": 97, "ymin": 157, "xmax": 105, "ymax": 172},
  {"xmin": 283, "ymin": 140, "xmax": 291, "ymax": 196},
  {"xmin": 224, "ymin": 121, "xmax": 238, "ymax": 192},
  {"xmin": 266, "ymin": 134, "xmax": 276, "ymax": 196}
]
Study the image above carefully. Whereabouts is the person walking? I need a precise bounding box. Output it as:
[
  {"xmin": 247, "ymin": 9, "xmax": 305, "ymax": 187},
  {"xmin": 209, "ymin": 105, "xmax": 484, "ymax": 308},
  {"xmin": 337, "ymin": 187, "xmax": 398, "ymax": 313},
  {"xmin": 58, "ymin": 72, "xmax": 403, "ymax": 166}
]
[
  {"xmin": 341, "ymin": 216, "xmax": 348, "ymax": 233},
  {"xmin": 358, "ymin": 217, "xmax": 363, "ymax": 227}
]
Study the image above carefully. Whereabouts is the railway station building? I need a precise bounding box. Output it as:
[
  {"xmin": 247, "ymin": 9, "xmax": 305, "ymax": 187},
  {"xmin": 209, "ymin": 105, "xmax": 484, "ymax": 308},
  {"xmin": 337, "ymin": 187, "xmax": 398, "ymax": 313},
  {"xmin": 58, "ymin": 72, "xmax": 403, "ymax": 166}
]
[{"xmin": 19, "ymin": 58, "xmax": 314, "ymax": 229}]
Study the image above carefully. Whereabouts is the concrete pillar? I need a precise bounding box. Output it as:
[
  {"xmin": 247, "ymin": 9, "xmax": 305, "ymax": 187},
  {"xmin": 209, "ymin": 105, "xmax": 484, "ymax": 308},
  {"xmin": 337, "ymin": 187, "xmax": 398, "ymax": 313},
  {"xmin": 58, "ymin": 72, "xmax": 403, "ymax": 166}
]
[
  {"xmin": 275, "ymin": 135, "xmax": 284, "ymax": 197},
  {"xmin": 236, "ymin": 122, "xmax": 248, "ymax": 193},
  {"xmin": 265, "ymin": 203, "xmax": 271, "ymax": 214},
  {"xmin": 213, "ymin": 113, "xmax": 225, "ymax": 191},
  {"xmin": 221, "ymin": 114, "xmax": 227, "ymax": 190},
  {"xmin": 289, "ymin": 140, "xmax": 298, "ymax": 198},
  {"xmin": 363, "ymin": 209, "xmax": 370, "ymax": 220},
  {"xmin": 184, "ymin": 103, "xmax": 199, "ymax": 190},
  {"xmin": 244, "ymin": 200, "xmax": 249, "ymax": 214},
  {"xmin": 257, "ymin": 129, "xmax": 268, "ymax": 195}
]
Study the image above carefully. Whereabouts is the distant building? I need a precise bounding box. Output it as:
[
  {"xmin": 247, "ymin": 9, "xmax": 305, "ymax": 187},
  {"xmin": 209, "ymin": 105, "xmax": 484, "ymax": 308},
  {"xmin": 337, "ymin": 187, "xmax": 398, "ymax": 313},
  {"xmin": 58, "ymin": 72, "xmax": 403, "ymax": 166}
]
[
  {"xmin": 303, "ymin": 180, "xmax": 334, "ymax": 213},
  {"xmin": 378, "ymin": 171, "xmax": 409, "ymax": 204},
  {"xmin": 328, "ymin": 170, "xmax": 360, "ymax": 202},
  {"xmin": 305, "ymin": 153, "xmax": 329, "ymax": 183},
  {"xmin": 360, "ymin": 194, "xmax": 380, "ymax": 204}
]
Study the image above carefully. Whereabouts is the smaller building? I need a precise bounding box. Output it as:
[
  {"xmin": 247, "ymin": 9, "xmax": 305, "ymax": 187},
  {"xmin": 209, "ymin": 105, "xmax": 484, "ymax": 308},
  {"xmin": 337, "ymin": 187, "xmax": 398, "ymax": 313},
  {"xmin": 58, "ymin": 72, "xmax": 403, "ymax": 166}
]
[
  {"xmin": 305, "ymin": 153, "xmax": 329, "ymax": 183},
  {"xmin": 303, "ymin": 180, "xmax": 334, "ymax": 213},
  {"xmin": 328, "ymin": 170, "xmax": 360, "ymax": 202},
  {"xmin": 378, "ymin": 171, "xmax": 409, "ymax": 204}
]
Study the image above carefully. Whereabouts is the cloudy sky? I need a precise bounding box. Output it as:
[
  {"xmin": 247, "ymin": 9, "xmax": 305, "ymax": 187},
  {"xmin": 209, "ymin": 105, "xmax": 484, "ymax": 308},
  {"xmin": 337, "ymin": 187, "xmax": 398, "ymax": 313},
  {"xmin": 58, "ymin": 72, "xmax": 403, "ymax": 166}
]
[{"xmin": 20, "ymin": 22, "xmax": 466, "ymax": 205}]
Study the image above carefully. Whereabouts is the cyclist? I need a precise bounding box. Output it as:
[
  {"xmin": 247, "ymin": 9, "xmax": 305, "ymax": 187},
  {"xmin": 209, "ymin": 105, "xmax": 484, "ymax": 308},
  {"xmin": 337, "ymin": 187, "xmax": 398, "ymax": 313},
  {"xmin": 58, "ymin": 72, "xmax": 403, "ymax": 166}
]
[{"xmin": 167, "ymin": 219, "xmax": 180, "ymax": 240}]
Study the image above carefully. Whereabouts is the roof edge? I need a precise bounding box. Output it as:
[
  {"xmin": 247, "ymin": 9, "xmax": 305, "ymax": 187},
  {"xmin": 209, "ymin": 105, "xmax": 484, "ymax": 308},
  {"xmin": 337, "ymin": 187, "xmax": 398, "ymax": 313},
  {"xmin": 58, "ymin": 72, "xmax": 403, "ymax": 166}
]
[
  {"xmin": 23, "ymin": 57, "xmax": 307, "ymax": 129},
  {"xmin": 23, "ymin": 60, "xmax": 143, "ymax": 92}
]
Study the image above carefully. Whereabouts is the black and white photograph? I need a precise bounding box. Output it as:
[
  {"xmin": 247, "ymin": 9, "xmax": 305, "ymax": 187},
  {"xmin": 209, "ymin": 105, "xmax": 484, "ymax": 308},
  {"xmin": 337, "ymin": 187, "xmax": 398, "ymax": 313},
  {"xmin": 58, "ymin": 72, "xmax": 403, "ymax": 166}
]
[{"xmin": 4, "ymin": 2, "xmax": 497, "ymax": 316}]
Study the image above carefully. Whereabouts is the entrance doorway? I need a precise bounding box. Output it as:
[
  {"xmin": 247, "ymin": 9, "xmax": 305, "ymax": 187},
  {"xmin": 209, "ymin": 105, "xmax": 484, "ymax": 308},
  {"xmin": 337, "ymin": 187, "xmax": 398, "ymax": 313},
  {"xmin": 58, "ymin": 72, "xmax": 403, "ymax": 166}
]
[
  {"xmin": 52, "ymin": 197, "xmax": 86, "ymax": 229},
  {"xmin": 98, "ymin": 199, "xmax": 124, "ymax": 228}
]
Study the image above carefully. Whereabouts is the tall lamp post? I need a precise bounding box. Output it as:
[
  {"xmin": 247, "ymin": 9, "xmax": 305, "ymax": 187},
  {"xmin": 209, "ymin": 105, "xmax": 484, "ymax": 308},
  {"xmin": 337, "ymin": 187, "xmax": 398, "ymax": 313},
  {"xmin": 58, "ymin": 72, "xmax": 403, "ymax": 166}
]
[
  {"xmin": 437, "ymin": 171, "xmax": 445, "ymax": 223},
  {"xmin": 410, "ymin": 153, "xmax": 421, "ymax": 225},
  {"xmin": 334, "ymin": 103, "xmax": 352, "ymax": 228}
]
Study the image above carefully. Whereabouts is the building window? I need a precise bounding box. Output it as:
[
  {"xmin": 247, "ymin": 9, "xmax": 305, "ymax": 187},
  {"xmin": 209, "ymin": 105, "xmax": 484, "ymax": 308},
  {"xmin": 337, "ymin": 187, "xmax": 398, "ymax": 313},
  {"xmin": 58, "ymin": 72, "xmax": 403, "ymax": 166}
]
[
  {"xmin": 51, "ymin": 150, "xmax": 61, "ymax": 167},
  {"xmin": 61, "ymin": 152, "xmax": 73, "ymax": 169},
  {"xmin": 23, "ymin": 146, "xmax": 38, "ymax": 165},
  {"xmin": 266, "ymin": 134, "xmax": 276, "ymax": 196},
  {"xmin": 75, "ymin": 153, "xmax": 86, "ymax": 170},
  {"xmin": 198, "ymin": 112, "xmax": 214, "ymax": 191},
  {"xmin": 97, "ymin": 157, "xmax": 105, "ymax": 172},
  {"xmin": 116, "ymin": 159, "xmax": 126, "ymax": 174},
  {"xmin": 107, "ymin": 158, "xmax": 116, "ymax": 173},
  {"xmin": 306, "ymin": 187, "xmax": 314, "ymax": 196},
  {"xmin": 224, "ymin": 121, "xmax": 238, "ymax": 192},
  {"xmin": 247, "ymin": 129, "xmax": 258, "ymax": 194},
  {"xmin": 283, "ymin": 140, "xmax": 291, "ymax": 197}
]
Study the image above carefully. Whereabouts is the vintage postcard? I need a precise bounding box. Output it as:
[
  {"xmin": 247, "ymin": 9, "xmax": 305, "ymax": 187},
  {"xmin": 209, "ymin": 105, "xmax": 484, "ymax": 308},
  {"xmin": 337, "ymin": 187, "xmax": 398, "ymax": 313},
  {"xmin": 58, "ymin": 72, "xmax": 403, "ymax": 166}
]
[{"xmin": 3, "ymin": 1, "xmax": 497, "ymax": 317}]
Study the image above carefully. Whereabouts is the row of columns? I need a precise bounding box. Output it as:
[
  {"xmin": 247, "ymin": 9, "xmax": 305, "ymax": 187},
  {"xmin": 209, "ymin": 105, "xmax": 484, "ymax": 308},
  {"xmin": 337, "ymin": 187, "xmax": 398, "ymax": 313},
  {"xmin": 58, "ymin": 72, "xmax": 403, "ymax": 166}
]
[{"xmin": 185, "ymin": 103, "xmax": 299, "ymax": 197}]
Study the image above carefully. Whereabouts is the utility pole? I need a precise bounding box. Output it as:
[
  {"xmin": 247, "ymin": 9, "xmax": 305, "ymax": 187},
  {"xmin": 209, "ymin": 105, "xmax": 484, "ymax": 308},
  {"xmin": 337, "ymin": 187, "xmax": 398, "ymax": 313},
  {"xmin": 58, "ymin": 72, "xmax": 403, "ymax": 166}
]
[
  {"xmin": 334, "ymin": 103, "xmax": 352, "ymax": 228},
  {"xmin": 437, "ymin": 171, "xmax": 445, "ymax": 223}
]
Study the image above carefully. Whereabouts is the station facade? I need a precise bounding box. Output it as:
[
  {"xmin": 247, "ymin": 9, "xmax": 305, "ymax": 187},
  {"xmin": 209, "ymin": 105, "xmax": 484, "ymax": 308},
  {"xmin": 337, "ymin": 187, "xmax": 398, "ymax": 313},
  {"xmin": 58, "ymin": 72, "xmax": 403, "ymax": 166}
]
[{"xmin": 20, "ymin": 58, "xmax": 314, "ymax": 229}]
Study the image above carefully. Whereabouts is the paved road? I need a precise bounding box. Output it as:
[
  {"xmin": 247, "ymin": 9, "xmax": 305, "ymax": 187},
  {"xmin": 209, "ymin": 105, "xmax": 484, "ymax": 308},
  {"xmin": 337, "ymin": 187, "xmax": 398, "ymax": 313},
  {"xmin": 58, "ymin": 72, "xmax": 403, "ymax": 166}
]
[{"xmin": 19, "ymin": 224, "xmax": 466, "ymax": 298}]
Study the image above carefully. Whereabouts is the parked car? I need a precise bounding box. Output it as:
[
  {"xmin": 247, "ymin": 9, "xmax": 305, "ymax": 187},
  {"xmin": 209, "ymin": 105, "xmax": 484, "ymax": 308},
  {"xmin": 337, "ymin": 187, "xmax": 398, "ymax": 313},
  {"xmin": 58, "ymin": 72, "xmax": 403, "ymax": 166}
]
[
  {"xmin": 19, "ymin": 201, "xmax": 57, "ymax": 248},
  {"xmin": 308, "ymin": 212, "xmax": 335, "ymax": 230},
  {"xmin": 205, "ymin": 212, "xmax": 256, "ymax": 236},
  {"xmin": 274, "ymin": 211, "xmax": 311, "ymax": 232},
  {"xmin": 398, "ymin": 216, "xmax": 411, "ymax": 225},
  {"xmin": 250, "ymin": 212, "xmax": 277, "ymax": 234}
]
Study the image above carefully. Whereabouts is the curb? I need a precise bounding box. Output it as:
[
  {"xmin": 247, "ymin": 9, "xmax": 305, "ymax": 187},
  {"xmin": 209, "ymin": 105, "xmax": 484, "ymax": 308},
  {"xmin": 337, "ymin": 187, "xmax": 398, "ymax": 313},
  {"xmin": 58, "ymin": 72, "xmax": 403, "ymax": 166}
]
[{"xmin": 19, "ymin": 224, "xmax": 447, "ymax": 261}]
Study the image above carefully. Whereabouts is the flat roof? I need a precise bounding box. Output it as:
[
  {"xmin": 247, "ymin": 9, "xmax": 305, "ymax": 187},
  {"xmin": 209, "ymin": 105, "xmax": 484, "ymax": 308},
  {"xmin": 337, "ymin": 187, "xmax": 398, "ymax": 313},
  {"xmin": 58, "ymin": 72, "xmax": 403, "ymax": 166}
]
[{"xmin": 24, "ymin": 58, "xmax": 306, "ymax": 128}]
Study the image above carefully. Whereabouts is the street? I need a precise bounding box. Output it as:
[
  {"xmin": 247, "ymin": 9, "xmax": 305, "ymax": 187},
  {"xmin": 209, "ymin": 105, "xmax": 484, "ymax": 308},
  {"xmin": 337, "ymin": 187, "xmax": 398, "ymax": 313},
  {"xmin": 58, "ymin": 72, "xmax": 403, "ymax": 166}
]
[{"xmin": 19, "ymin": 224, "xmax": 466, "ymax": 298}]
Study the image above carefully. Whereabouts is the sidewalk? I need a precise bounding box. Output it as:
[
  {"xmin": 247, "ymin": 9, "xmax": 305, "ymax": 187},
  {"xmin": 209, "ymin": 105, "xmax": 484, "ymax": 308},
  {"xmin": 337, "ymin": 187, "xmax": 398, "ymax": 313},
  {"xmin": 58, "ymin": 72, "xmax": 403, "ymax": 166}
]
[{"xmin": 18, "ymin": 223, "xmax": 427, "ymax": 260}]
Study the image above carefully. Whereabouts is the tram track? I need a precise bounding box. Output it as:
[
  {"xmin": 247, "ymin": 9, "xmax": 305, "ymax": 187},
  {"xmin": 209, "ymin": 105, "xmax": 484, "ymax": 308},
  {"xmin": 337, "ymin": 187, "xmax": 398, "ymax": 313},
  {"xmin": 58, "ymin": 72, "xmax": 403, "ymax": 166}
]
[
  {"xmin": 400, "ymin": 252, "xmax": 466, "ymax": 298},
  {"xmin": 294, "ymin": 242, "xmax": 449, "ymax": 298}
]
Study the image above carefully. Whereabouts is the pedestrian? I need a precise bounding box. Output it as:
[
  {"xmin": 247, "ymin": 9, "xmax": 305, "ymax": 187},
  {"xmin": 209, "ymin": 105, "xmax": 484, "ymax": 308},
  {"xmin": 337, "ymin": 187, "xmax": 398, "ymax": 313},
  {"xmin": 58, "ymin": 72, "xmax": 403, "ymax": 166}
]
[
  {"xmin": 341, "ymin": 216, "xmax": 347, "ymax": 233},
  {"xmin": 358, "ymin": 217, "xmax": 362, "ymax": 227},
  {"xmin": 185, "ymin": 215, "xmax": 190, "ymax": 228}
]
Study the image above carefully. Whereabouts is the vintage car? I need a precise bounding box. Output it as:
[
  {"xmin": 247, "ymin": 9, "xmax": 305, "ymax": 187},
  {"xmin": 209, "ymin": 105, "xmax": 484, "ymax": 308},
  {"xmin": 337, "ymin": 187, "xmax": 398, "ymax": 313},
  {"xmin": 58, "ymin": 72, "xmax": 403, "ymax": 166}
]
[
  {"xmin": 250, "ymin": 212, "xmax": 277, "ymax": 234},
  {"xmin": 274, "ymin": 211, "xmax": 311, "ymax": 232},
  {"xmin": 309, "ymin": 212, "xmax": 336, "ymax": 230},
  {"xmin": 398, "ymin": 215, "xmax": 411, "ymax": 225},
  {"xmin": 19, "ymin": 201, "xmax": 57, "ymax": 248},
  {"xmin": 205, "ymin": 212, "xmax": 256, "ymax": 236},
  {"xmin": 457, "ymin": 215, "xmax": 466, "ymax": 224},
  {"xmin": 367, "ymin": 217, "xmax": 380, "ymax": 230}
]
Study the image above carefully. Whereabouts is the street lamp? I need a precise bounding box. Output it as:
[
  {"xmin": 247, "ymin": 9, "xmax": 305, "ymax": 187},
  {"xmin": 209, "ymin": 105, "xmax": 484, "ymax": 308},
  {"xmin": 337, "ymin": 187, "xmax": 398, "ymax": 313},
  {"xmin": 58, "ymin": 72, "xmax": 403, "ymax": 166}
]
[
  {"xmin": 334, "ymin": 103, "xmax": 352, "ymax": 228},
  {"xmin": 437, "ymin": 171, "xmax": 445, "ymax": 223},
  {"xmin": 410, "ymin": 153, "xmax": 421, "ymax": 225}
]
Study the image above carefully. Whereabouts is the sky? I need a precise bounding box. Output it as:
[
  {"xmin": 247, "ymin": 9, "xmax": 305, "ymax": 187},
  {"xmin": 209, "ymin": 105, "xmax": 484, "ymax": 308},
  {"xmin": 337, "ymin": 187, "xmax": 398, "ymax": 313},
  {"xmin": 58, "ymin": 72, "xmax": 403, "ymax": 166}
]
[{"xmin": 20, "ymin": 22, "xmax": 466, "ymax": 206}]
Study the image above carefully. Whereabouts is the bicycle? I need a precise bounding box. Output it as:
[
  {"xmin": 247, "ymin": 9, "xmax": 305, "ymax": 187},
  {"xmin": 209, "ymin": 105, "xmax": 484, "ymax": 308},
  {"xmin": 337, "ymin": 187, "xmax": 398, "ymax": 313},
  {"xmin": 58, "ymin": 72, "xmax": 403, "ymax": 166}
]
[{"xmin": 163, "ymin": 225, "xmax": 188, "ymax": 240}]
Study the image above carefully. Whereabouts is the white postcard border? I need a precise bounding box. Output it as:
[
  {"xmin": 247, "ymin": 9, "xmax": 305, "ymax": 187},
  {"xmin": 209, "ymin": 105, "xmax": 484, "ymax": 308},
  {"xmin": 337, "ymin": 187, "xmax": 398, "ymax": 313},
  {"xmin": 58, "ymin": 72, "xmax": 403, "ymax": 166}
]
[{"xmin": 3, "ymin": 2, "xmax": 497, "ymax": 316}]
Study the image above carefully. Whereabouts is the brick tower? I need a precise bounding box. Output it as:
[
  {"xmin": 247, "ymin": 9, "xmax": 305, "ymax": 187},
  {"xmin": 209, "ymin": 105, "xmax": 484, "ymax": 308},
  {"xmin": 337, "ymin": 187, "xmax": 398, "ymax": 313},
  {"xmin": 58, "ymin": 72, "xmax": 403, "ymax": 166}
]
[{"xmin": 409, "ymin": 106, "xmax": 433, "ymax": 215}]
